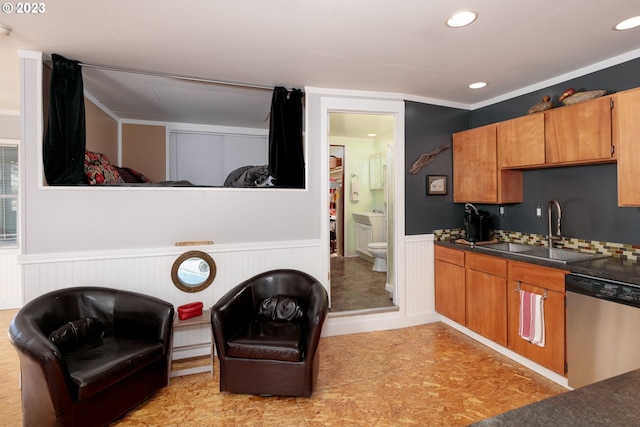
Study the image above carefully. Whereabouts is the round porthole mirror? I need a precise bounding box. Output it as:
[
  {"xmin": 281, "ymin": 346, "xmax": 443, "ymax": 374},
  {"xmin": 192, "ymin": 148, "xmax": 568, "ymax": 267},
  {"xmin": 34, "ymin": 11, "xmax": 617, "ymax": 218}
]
[{"xmin": 171, "ymin": 251, "xmax": 216, "ymax": 293}]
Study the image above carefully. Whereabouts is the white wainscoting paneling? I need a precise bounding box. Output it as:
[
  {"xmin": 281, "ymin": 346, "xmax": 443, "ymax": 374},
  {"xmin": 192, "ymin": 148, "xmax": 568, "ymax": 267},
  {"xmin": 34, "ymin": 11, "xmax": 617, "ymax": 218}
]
[
  {"xmin": 20, "ymin": 240, "xmax": 325, "ymax": 358},
  {"xmin": 19, "ymin": 235, "xmax": 440, "ymax": 354},
  {"xmin": 404, "ymin": 234, "xmax": 436, "ymax": 319},
  {"xmin": 0, "ymin": 249, "xmax": 21, "ymax": 309}
]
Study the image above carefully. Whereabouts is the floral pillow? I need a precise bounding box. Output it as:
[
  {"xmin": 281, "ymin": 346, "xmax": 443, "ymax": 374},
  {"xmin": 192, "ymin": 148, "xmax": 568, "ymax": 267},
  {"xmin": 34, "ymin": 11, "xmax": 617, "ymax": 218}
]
[
  {"xmin": 84, "ymin": 151, "xmax": 124, "ymax": 185},
  {"xmin": 122, "ymin": 167, "xmax": 150, "ymax": 183}
]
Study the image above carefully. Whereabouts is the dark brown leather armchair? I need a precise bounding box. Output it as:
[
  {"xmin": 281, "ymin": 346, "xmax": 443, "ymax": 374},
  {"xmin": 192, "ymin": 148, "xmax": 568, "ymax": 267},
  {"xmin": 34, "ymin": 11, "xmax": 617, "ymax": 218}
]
[
  {"xmin": 211, "ymin": 269, "xmax": 328, "ymax": 397},
  {"xmin": 9, "ymin": 287, "xmax": 174, "ymax": 427}
]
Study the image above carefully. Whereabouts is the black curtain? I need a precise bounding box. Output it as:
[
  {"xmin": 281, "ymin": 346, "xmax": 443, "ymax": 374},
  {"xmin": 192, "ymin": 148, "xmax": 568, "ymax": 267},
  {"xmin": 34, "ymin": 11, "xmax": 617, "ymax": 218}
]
[
  {"xmin": 268, "ymin": 86, "xmax": 305, "ymax": 188},
  {"xmin": 43, "ymin": 54, "xmax": 86, "ymax": 185}
]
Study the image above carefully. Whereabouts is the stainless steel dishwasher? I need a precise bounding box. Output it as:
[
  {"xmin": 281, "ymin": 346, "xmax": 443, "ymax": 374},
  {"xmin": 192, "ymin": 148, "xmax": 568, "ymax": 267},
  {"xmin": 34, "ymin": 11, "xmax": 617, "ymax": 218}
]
[{"xmin": 566, "ymin": 273, "xmax": 640, "ymax": 389}]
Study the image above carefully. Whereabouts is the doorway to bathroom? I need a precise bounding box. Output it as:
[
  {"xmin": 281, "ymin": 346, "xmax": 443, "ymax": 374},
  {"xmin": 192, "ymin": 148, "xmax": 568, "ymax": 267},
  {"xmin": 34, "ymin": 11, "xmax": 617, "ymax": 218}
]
[{"xmin": 327, "ymin": 111, "xmax": 397, "ymax": 313}]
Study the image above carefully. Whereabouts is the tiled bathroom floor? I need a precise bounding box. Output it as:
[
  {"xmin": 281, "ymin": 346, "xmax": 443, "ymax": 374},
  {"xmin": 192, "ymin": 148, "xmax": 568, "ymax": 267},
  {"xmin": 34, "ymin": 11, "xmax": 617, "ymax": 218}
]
[{"xmin": 329, "ymin": 255, "xmax": 395, "ymax": 312}]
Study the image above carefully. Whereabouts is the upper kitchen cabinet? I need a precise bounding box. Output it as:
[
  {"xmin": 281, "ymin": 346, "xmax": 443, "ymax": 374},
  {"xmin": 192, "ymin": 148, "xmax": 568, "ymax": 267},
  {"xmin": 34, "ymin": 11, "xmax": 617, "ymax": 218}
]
[
  {"xmin": 545, "ymin": 96, "xmax": 615, "ymax": 166},
  {"xmin": 498, "ymin": 113, "xmax": 545, "ymax": 168},
  {"xmin": 453, "ymin": 124, "xmax": 523, "ymax": 204},
  {"xmin": 615, "ymin": 87, "xmax": 640, "ymax": 206}
]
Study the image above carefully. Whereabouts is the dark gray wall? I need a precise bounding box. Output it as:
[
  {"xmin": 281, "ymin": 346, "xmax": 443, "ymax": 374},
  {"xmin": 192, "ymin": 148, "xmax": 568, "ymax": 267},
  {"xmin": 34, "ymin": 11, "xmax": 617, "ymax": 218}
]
[
  {"xmin": 491, "ymin": 164, "xmax": 640, "ymax": 244},
  {"xmin": 405, "ymin": 57, "xmax": 640, "ymax": 244},
  {"xmin": 404, "ymin": 102, "xmax": 469, "ymax": 234}
]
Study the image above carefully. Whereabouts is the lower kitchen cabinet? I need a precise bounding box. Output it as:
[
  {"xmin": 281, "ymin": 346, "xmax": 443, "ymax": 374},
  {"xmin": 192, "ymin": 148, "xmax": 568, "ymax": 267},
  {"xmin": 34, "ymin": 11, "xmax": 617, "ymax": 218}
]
[
  {"xmin": 507, "ymin": 261, "xmax": 568, "ymax": 375},
  {"xmin": 465, "ymin": 253, "xmax": 508, "ymax": 346},
  {"xmin": 434, "ymin": 246, "xmax": 568, "ymax": 376},
  {"xmin": 434, "ymin": 246, "xmax": 465, "ymax": 324}
]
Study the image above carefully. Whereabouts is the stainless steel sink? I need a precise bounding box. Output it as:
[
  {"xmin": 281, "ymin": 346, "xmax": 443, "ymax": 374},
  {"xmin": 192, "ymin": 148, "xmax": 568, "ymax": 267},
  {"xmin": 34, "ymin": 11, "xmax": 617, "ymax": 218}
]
[
  {"xmin": 520, "ymin": 247, "xmax": 610, "ymax": 263},
  {"xmin": 482, "ymin": 242, "xmax": 533, "ymax": 253},
  {"xmin": 481, "ymin": 242, "xmax": 610, "ymax": 264}
]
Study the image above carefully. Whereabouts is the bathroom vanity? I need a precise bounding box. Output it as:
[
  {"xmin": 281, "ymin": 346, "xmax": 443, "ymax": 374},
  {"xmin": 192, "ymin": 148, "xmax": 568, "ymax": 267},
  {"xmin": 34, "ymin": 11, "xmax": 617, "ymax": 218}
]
[{"xmin": 353, "ymin": 212, "xmax": 385, "ymax": 258}]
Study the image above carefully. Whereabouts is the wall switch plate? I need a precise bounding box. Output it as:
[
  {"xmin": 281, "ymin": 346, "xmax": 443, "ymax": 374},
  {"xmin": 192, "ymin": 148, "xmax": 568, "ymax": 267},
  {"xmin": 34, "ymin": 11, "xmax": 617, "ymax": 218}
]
[
  {"xmin": 536, "ymin": 206, "xmax": 542, "ymax": 218},
  {"xmin": 499, "ymin": 206, "xmax": 505, "ymax": 216}
]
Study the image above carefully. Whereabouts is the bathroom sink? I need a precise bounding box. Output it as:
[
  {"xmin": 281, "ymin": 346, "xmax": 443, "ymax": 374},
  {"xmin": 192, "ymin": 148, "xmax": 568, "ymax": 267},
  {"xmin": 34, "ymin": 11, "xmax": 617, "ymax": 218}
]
[
  {"xmin": 481, "ymin": 242, "xmax": 609, "ymax": 264},
  {"xmin": 352, "ymin": 212, "xmax": 385, "ymax": 225}
]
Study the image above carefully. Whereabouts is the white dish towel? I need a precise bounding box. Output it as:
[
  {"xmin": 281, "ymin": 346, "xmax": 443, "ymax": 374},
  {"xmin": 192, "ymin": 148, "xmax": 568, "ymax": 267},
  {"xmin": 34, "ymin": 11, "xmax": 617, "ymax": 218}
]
[{"xmin": 518, "ymin": 289, "xmax": 545, "ymax": 347}]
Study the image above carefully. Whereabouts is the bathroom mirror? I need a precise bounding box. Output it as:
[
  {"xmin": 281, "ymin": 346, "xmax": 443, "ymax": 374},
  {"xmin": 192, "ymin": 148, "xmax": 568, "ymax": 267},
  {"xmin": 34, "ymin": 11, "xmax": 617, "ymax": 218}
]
[
  {"xmin": 171, "ymin": 251, "xmax": 217, "ymax": 293},
  {"xmin": 369, "ymin": 153, "xmax": 385, "ymax": 190}
]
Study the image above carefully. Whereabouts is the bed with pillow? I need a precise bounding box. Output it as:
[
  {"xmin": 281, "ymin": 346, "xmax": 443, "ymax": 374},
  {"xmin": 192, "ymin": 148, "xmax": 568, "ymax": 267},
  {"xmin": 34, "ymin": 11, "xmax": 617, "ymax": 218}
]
[
  {"xmin": 83, "ymin": 151, "xmax": 276, "ymax": 187},
  {"xmin": 83, "ymin": 150, "xmax": 194, "ymax": 186}
]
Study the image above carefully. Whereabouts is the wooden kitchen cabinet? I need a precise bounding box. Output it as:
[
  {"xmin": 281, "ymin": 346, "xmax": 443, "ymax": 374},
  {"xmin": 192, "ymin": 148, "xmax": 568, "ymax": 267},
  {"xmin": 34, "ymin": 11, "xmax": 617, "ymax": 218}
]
[
  {"xmin": 465, "ymin": 253, "xmax": 508, "ymax": 346},
  {"xmin": 545, "ymin": 96, "xmax": 614, "ymax": 165},
  {"xmin": 453, "ymin": 124, "xmax": 523, "ymax": 204},
  {"xmin": 498, "ymin": 113, "xmax": 546, "ymax": 168},
  {"xmin": 507, "ymin": 261, "xmax": 568, "ymax": 375},
  {"xmin": 435, "ymin": 245, "xmax": 569, "ymax": 376},
  {"xmin": 434, "ymin": 246, "xmax": 465, "ymax": 324},
  {"xmin": 615, "ymin": 87, "xmax": 640, "ymax": 206}
]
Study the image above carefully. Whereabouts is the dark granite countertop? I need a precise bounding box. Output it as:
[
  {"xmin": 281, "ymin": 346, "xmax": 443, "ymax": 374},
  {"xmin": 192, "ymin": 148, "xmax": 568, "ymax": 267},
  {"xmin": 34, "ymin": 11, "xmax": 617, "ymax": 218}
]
[
  {"xmin": 435, "ymin": 240, "xmax": 640, "ymax": 286},
  {"xmin": 470, "ymin": 369, "xmax": 640, "ymax": 426}
]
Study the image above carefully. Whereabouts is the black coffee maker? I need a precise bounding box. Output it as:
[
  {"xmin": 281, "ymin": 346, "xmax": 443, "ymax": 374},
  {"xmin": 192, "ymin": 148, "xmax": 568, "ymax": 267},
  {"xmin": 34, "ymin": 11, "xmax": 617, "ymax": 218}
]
[{"xmin": 464, "ymin": 203, "xmax": 492, "ymax": 242}]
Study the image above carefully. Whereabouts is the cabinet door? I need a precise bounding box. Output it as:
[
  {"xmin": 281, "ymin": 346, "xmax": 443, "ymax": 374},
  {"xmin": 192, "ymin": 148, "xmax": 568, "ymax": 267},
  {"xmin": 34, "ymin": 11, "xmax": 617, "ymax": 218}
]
[
  {"xmin": 355, "ymin": 223, "xmax": 372, "ymax": 255},
  {"xmin": 465, "ymin": 268, "xmax": 507, "ymax": 346},
  {"xmin": 507, "ymin": 280, "xmax": 565, "ymax": 375},
  {"xmin": 435, "ymin": 259, "xmax": 465, "ymax": 324},
  {"xmin": 453, "ymin": 124, "xmax": 523, "ymax": 204},
  {"xmin": 453, "ymin": 124, "xmax": 498, "ymax": 203},
  {"xmin": 545, "ymin": 96, "xmax": 614, "ymax": 165},
  {"xmin": 616, "ymin": 88, "xmax": 640, "ymax": 206},
  {"xmin": 498, "ymin": 113, "xmax": 545, "ymax": 168}
]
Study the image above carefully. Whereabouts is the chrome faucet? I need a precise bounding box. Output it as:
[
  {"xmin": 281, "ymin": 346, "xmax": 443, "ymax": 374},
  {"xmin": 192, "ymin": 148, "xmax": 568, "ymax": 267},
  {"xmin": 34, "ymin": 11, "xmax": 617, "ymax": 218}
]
[
  {"xmin": 547, "ymin": 199, "xmax": 562, "ymax": 249},
  {"xmin": 465, "ymin": 203, "xmax": 479, "ymax": 215}
]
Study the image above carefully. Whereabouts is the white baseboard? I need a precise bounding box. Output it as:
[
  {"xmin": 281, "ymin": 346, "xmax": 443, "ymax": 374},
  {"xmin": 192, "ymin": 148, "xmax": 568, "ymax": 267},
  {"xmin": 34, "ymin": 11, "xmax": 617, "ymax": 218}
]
[
  {"xmin": 0, "ymin": 299, "xmax": 21, "ymax": 310},
  {"xmin": 439, "ymin": 316, "xmax": 570, "ymax": 389},
  {"xmin": 324, "ymin": 310, "xmax": 439, "ymax": 337}
]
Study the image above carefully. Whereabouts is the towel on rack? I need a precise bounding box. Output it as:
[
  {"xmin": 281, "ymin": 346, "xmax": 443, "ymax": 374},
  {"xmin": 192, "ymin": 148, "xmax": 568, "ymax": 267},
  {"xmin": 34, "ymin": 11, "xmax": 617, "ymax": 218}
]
[
  {"xmin": 518, "ymin": 290, "xmax": 545, "ymax": 347},
  {"xmin": 350, "ymin": 175, "xmax": 359, "ymax": 202}
]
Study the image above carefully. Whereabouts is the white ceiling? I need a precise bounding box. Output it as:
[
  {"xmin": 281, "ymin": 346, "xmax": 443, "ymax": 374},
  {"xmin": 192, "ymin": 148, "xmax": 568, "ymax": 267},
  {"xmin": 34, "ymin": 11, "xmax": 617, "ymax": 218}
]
[{"xmin": 1, "ymin": 0, "xmax": 640, "ymax": 135}]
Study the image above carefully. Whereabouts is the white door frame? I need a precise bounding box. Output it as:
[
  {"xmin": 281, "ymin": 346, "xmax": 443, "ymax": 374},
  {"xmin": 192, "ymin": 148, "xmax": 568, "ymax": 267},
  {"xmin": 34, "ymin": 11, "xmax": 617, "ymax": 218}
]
[{"xmin": 319, "ymin": 97, "xmax": 405, "ymax": 309}]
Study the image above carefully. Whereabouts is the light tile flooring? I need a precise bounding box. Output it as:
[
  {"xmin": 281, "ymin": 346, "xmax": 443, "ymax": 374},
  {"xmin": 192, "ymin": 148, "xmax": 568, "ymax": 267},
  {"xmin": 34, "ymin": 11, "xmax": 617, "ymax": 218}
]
[{"xmin": 1, "ymin": 308, "xmax": 567, "ymax": 426}]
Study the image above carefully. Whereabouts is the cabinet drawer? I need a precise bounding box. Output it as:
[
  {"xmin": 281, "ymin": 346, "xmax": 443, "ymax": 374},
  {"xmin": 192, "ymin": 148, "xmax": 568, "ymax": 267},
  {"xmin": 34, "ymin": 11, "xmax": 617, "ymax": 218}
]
[
  {"xmin": 508, "ymin": 261, "xmax": 567, "ymax": 292},
  {"xmin": 435, "ymin": 246, "xmax": 464, "ymax": 267},
  {"xmin": 466, "ymin": 252, "xmax": 507, "ymax": 277}
]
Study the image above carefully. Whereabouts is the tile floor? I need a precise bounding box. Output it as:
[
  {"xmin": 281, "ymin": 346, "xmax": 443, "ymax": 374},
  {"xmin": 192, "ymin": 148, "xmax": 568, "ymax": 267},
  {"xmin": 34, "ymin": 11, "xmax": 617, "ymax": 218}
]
[{"xmin": 329, "ymin": 255, "xmax": 395, "ymax": 312}]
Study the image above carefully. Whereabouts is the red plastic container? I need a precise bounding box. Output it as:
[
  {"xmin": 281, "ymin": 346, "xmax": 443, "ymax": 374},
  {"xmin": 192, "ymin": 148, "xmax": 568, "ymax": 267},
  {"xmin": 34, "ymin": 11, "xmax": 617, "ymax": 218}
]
[{"xmin": 177, "ymin": 301, "xmax": 203, "ymax": 320}]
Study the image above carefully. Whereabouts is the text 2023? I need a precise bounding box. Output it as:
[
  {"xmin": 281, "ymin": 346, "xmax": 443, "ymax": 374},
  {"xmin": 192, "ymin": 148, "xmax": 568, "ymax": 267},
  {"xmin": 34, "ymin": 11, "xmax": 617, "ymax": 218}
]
[{"xmin": 17, "ymin": 2, "xmax": 45, "ymax": 13}]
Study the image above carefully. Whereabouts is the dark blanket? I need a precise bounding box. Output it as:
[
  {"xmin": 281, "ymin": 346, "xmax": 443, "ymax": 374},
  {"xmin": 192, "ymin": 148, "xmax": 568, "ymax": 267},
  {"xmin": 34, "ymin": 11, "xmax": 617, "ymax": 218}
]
[
  {"xmin": 224, "ymin": 165, "xmax": 276, "ymax": 187},
  {"xmin": 90, "ymin": 180, "xmax": 194, "ymax": 187}
]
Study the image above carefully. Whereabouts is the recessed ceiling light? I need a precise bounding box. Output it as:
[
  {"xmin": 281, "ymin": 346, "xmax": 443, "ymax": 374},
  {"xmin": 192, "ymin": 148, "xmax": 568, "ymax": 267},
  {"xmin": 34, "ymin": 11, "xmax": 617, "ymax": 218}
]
[
  {"xmin": 368, "ymin": 133, "xmax": 377, "ymax": 137},
  {"xmin": 469, "ymin": 82, "xmax": 488, "ymax": 89},
  {"xmin": 446, "ymin": 10, "xmax": 478, "ymax": 28},
  {"xmin": 614, "ymin": 16, "xmax": 640, "ymax": 31}
]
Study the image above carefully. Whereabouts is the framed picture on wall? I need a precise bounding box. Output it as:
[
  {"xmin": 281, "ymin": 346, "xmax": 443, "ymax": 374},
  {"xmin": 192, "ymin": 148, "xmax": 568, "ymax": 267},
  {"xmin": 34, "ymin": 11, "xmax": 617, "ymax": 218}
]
[{"xmin": 427, "ymin": 175, "xmax": 447, "ymax": 195}]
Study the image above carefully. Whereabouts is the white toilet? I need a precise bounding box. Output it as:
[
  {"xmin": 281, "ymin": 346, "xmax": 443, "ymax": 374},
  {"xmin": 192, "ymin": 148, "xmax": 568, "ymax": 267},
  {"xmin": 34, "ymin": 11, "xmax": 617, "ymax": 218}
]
[{"xmin": 367, "ymin": 242, "xmax": 387, "ymax": 272}]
